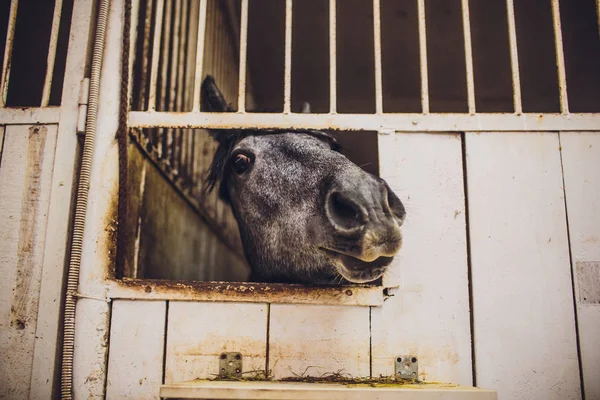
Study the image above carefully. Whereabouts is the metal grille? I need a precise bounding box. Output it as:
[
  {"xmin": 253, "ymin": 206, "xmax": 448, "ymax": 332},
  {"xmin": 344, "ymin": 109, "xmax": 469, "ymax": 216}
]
[
  {"xmin": 0, "ymin": 0, "xmax": 72, "ymax": 108},
  {"xmin": 128, "ymin": 0, "xmax": 600, "ymax": 132}
]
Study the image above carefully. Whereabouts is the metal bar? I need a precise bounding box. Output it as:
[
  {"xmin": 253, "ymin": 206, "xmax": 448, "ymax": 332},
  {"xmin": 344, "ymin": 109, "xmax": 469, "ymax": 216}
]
[
  {"xmin": 192, "ymin": 0, "xmax": 208, "ymax": 111},
  {"xmin": 461, "ymin": 0, "xmax": 476, "ymax": 114},
  {"xmin": 171, "ymin": 0, "xmax": 187, "ymax": 168},
  {"xmin": 169, "ymin": 0, "xmax": 182, "ymax": 113},
  {"xmin": 165, "ymin": 0, "xmax": 183, "ymax": 164},
  {"xmin": 0, "ymin": 0, "xmax": 19, "ymax": 107},
  {"xmin": 128, "ymin": 111, "xmax": 600, "ymax": 132},
  {"xmin": 373, "ymin": 0, "xmax": 383, "ymax": 114},
  {"xmin": 237, "ymin": 0, "xmax": 249, "ymax": 112},
  {"xmin": 41, "ymin": 0, "xmax": 64, "ymax": 106},
  {"xmin": 148, "ymin": 0, "xmax": 165, "ymax": 110},
  {"xmin": 551, "ymin": 0, "xmax": 569, "ymax": 114},
  {"xmin": 417, "ymin": 0, "xmax": 429, "ymax": 114},
  {"xmin": 505, "ymin": 0, "xmax": 523, "ymax": 114},
  {"xmin": 283, "ymin": 0, "xmax": 293, "ymax": 113},
  {"xmin": 175, "ymin": 0, "xmax": 188, "ymax": 113},
  {"xmin": 158, "ymin": 0, "xmax": 173, "ymax": 157},
  {"xmin": 597, "ymin": 0, "xmax": 600, "ymax": 39},
  {"xmin": 329, "ymin": 0, "xmax": 337, "ymax": 113},
  {"xmin": 107, "ymin": 279, "xmax": 384, "ymax": 306},
  {"xmin": 138, "ymin": 0, "xmax": 154, "ymax": 110}
]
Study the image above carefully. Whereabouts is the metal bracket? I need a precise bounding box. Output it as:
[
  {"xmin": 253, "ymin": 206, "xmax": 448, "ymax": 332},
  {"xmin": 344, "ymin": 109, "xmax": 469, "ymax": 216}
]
[
  {"xmin": 395, "ymin": 355, "xmax": 418, "ymax": 380},
  {"xmin": 219, "ymin": 352, "xmax": 242, "ymax": 379}
]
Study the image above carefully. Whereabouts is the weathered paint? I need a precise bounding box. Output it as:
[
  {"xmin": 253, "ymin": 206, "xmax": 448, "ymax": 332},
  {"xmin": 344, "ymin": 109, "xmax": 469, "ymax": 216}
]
[
  {"xmin": 466, "ymin": 132, "xmax": 581, "ymax": 399},
  {"xmin": 0, "ymin": 125, "xmax": 58, "ymax": 399},
  {"xmin": 269, "ymin": 304, "xmax": 370, "ymax": 379},
  {"xmin": 165, "ymin": 302, "xmax": 268, "ymax": 383},
  {"xmin": 560, "ymin": 132, "xmax": 600, "ymax": 400},
  {"xmin": 106, "ymin": 300, "xmax": 166, "ymax": 399}
]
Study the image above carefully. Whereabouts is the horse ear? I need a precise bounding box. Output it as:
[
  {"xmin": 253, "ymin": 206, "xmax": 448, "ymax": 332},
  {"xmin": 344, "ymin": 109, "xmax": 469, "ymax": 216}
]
[
  {"xmin": 201, "ymin": 75, "xmax": 234, "ymax": 143},
  {"xmin": 201, "ymin": 75, "xmax": 233, "ymax": 113}
]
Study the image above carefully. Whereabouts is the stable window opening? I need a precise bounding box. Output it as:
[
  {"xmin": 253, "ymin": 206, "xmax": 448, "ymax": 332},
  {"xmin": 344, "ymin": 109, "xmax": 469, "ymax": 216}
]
[{"xmin": 117, "ymin": 0, "xmax": 600, "ymax": 303}]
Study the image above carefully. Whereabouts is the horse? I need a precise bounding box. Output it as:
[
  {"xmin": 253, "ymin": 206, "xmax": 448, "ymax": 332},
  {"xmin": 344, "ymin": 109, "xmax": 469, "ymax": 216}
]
[{"xmin": 202, "ymin": 76, "xmax": 405, "ymax": 284}]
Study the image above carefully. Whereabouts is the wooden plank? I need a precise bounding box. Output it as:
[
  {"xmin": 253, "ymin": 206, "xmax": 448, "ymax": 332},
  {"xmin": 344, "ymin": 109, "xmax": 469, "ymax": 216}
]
[
  {"xmin": 269, "ymin": 305, "xmax": 370, "ymax": 379},
  {"xmin": 560, "ymin": 132, "xmax": 600, "ymax": 400},
  {"xmin": 0, "ymin": 125, "xmax": 58, "ymax": 399},
  {"xmin": 165, "ymin": 302, "xmax": 268, "ymax": 383},
  {"xmin": 371, "ymin": 132, "xmax": 472, "ymax": 385},
  {"xmin": 161, "ymin": 380, "xmax": 497, "ymax": 400},
  {"xmin": 466, "ymin": 132, "xmax": 581, "ymax": 399},
  {"xmin": 73, "ymin": 299, "xmax": 111, "ymax": 399},
  {"xmin": 106, "ymin": 300, "xmax": 167, "ymax": 399}
]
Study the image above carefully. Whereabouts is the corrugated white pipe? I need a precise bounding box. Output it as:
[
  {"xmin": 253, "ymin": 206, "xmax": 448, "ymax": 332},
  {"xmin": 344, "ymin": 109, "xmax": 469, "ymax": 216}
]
[{"xmin": 61, "ymin": 0, "xmax": 110, "ymax": 398}]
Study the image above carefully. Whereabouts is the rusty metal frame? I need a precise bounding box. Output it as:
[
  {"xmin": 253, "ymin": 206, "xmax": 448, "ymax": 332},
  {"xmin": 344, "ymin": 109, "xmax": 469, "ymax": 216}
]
[
  {"xmin": 95, "ymin": 0, "xmax": 600, "ymax": 309},
  {"xmin": 105, "ymin": 278, "xmax": 386, "ymax": 306},
  {"xmin": 129, "ymin": 112, "xmax": 600, "ymax": 132}
]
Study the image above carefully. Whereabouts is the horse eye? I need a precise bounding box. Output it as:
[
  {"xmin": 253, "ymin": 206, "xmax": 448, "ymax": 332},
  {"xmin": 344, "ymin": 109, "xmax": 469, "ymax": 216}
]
[{"xmin": 232, "ymin": 153, "xmax": 253, "ymax": 174}]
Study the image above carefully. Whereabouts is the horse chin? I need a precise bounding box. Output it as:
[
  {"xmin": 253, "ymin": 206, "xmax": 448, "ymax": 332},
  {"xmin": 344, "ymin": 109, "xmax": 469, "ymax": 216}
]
[{"xmin": 321, "ymin": 248, "xmax": 393, "ymax": 283}]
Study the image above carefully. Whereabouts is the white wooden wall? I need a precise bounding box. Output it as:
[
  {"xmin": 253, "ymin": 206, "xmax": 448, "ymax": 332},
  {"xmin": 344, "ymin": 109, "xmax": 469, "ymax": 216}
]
[
  {"xmin": 0, "ymin": 125, "xmax": 58, "ymax": 399},
  {"xmin": 104, "ymin": 131, "xmax": 600, "ymax": 399},
  {"xmin": 0, "ymin": 1, "xmax": 95, "ymax": 398}
]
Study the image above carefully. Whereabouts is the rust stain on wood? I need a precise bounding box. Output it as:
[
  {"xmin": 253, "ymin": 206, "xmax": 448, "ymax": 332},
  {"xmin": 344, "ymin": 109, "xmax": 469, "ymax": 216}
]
[
  {"xmin": 576, "ymin": 261, "xmax": 600, "ymax": 304},
  {"xmin": 103, "ymin": 181, "xmax": 119, "ymax": 280},
  {"xmin": 11, "ymin": 126, "xmax": 47, "ymax": 330},
  {"xmin": 116, "ymin": 278, "xmax": 359, "ymax": 296}
]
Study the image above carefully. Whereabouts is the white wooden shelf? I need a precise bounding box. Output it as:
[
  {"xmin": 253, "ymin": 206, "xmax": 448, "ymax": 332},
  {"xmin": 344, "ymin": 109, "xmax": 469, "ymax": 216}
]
[{"xmin": 160, "ymin": 380, "xmax": 497, "ymax": 400}]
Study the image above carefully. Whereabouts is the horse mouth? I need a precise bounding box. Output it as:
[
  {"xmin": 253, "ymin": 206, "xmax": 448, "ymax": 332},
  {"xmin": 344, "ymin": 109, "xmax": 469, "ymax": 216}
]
[{"xmin": 320, "ymin": 248, "xmax": 393, "ymax": 283}]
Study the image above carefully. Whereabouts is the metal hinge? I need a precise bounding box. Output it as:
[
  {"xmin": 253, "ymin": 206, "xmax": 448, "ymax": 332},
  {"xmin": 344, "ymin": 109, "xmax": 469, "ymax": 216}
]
[
  {"xmin": 395, "ymin": 355, "xmax": 418, "ymax": 380},
  {"xmin": 219, "ymin": 352, "xmax": 243, "ymax": 379},
  {"xmin": 76, "ymin": 78, "xmax": 90, "ymax": 135}
]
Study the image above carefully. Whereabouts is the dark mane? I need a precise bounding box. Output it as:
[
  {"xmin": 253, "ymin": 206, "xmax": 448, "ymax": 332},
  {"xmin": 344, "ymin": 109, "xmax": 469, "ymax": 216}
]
[{"xmin": 204, "ymin": 129, "xmax": 340, "ymax": 202}]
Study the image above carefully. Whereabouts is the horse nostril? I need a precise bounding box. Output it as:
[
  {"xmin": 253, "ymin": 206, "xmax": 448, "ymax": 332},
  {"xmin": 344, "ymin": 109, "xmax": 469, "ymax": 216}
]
[{"xmin": 326, "ymin": 191, "xmax": 365, "ymax": 231}]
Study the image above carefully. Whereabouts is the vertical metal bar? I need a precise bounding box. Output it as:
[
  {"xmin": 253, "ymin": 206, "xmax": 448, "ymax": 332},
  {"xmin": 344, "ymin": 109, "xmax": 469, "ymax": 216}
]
[
  {"xmin": 169, "ymin": 0, "xmax": 183, "ymax": 113},
  {"xmin": 0, "ymin": 0, "xmax": 19, "ymax": 107},
  {"xmin": 237, "ymin": 0, "xmax": 249, "ymax": 112},
  {"xmin": 138, "ymin": 0, "xmax": 154, "ymax": 111},
  {"xmin": 551, "ymin": 0, "xmax": 569, "ymax": 114},
  {"xmin": 505, "ymin": 0, "xmax": 523, "ymax": 114},
  {"xmin": 148, "ymin": 0, "xmax": 165, "ymax": 111},
  {"xmin": 417, "ymin": 0, "xmax": 429, "ymax": 114},
  {"xmin": 128, "ymin": 0, "xmax": 141, "ymax": 102},
  {"xmin": 165, "ymin": 0, "xmax": 182, "ymax": 166},
  {"xmin": 185, "ymin": 0, "xmax": 200, "ymax": 176},
  {"xmin": 597, "ymin": 0, "xmax": 600, "ymax": 39},
  {"xmin": 329, "ymin": 0, "xmax": 337, "ymax": 114},
  {"xmin": 176, "ymin": 0, "xmax": 188, "ymax": 113},
  {"xmin": 373, "ymin": 0, "xmax": 383, "ymax": 114},
  {"xmin": 41, "ymin": 0, "xmax": 63, "ymax": 106},
  {"xmin": 283, "ymin": 0, "xmax": 293, "ymax": 113},
  {"xmin": 461, "ymin": 0, "xmax": 476, "ymax": 114},
  {"xmin": 158, "ymin": 0, "xmax": 172, "ymax": 157},
  {"xmin": 192, "ymin": 0, "xmax": 208, "ymax": 111}
]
